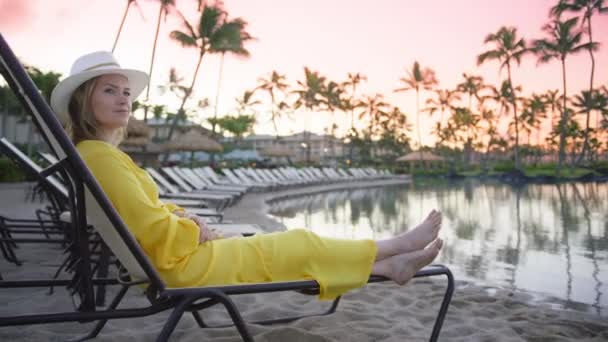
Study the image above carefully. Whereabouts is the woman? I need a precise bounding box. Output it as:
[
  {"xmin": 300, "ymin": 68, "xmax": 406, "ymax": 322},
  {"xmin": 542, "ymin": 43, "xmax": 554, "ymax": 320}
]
[{"xmin": 50, "ymin": 51, "xmax": 443, "ymax": 300}]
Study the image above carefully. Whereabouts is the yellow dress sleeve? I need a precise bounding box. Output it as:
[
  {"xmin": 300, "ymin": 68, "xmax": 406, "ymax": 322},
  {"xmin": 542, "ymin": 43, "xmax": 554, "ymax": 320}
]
[
  {"xmin": 163, "ymin": 202, "xmax": 185, "ymax": 215},
  {"xmin": 83, "ymin": 149, "xmax": 200, "ymax": 270}
]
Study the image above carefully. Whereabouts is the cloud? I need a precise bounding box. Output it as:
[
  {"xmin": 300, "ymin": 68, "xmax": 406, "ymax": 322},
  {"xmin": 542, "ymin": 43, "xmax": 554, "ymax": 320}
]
[{"xmin": 0, "ymin": 0, "xmax": 33, "ymax": 32}]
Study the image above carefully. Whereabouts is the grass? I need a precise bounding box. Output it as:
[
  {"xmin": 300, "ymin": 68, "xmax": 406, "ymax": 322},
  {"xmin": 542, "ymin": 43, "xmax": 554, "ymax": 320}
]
[
  {"xmin": 523, "ymin": 167, "xmax": 597, "ymax": 178},
  {"xmin": 403, "ymin": 163, "xmax": 603, "ymax": 180}
]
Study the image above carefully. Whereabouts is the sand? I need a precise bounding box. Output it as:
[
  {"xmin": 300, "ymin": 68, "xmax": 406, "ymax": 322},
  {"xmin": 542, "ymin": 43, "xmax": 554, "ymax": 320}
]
[{"xmin": 1, "ymin": 181, "xmax": 607, "ymax": 341}]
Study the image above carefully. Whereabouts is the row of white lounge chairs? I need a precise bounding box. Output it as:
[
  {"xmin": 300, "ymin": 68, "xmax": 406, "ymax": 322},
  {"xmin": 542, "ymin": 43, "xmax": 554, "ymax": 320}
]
[{"xmin": 148, "ymin": 164, "xmax": 407, "ymax": 198}]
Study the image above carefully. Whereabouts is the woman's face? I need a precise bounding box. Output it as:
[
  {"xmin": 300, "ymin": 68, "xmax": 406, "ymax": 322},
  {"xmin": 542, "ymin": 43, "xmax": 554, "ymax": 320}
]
[{"xmin": 90, "ymin": 74, "xmax": 131, "ymax": 132}]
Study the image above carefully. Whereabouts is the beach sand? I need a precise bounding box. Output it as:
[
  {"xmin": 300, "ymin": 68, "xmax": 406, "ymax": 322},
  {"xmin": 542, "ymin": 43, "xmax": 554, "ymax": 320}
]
[{"xmin": 1, "ymin": 181, "xmax": 607, "ymax": 341}]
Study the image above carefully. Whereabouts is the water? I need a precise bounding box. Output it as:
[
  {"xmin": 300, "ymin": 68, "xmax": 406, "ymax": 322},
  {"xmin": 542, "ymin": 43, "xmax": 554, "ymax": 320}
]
[{"xmin": 268, "ymin": 180, "xmax": 608, "ymax": 315}]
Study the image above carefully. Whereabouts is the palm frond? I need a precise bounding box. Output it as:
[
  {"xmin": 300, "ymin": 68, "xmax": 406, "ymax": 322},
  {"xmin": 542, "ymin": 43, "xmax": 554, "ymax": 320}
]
[
  {"xmin": 170, "ymin": 30, "xmax": 197, "ymax": 47},
  {"xmin": 199, "ymin": 5, "xmax": 225, "ymax": 38}
]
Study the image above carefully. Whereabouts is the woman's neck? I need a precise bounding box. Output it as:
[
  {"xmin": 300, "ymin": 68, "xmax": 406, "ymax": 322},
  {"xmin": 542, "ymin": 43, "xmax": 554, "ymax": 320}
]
[{"xmin": 96, "ymin": 128, "xmax": 122, "ymax": 147}]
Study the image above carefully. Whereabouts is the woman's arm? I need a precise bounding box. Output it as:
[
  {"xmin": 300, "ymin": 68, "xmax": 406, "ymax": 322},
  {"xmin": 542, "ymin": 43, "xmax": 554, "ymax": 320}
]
[{"xmin": 83, "ymin": 150, "xmax": 201, "ymax": 269}]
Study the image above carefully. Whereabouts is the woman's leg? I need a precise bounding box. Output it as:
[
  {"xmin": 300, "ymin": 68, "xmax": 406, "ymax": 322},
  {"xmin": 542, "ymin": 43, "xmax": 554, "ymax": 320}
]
[
  {"xmin": 374, "ymin": 210, "xmax": 442, "ymax": 261},
  {"xmin": 371, "ymin": 238, "xmax": 443, "ymax": 285}
]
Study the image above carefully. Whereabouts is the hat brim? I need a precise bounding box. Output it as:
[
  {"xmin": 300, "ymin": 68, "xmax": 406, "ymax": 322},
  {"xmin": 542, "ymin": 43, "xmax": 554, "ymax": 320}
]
[{"xmin": 50, "ymin": 68, "xmax": 149, "ymax": 123}]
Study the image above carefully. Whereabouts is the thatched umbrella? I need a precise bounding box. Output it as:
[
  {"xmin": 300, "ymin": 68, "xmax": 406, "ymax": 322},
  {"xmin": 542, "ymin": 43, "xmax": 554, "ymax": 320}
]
[
  {"xmin": 164, "ymin": 129, "xmax": 223, "ymax": 164},
  {"xmin": 396, "ymin": 151, "xmax": 444, "ymax": 162},
  {"xmin": 127, "ymin": 118, "xmax": 151, "ymax": 137},
  {"xmin": 396, "ymin": 151, "xmax": 445, "ymax": 174},
  {"xmin": 260, "ymin": 145, "xmax": 291, "ymax": 158},
  {"xmin": 121, "ymin": 136, "xmax": 149, "ymax": 147}
]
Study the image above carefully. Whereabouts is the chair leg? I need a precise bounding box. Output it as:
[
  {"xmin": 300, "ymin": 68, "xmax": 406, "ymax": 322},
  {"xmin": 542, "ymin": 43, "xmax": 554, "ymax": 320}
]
[
  {"xmin": 156, "ymin": 296, "xmax": 195, "ymax": 342},
  {"xmin": 428, "ymin": 266, "xmax": 454, "ymax": 342},
  {"xmin": 95, "ymin": 243, "xmax": 111, "ymax": 306},
  {"xmin": 191, "ymin": 310, "xmax": 207, "ymax": 328},
  {"xmin": 67, "ymin": 285, "xmax": 130, "ymax": 342},
  {"xmin": 211, "ymin": 291, "xmax": 254, "ymax": 342}
]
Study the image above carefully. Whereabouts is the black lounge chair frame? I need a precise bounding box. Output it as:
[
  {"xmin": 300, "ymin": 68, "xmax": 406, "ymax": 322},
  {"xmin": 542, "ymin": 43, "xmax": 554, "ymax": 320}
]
[{"xmin": 0, "ymin": 34, "xmax": 454, "ymax": 342}]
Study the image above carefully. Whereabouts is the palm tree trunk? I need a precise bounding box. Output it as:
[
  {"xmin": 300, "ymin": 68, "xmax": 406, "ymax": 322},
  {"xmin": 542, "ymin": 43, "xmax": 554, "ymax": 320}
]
[
  {"xmin": 209, "ymin": 53, "xmax": 226, "ymax": 164},
  {"xmin": 163, "ymin": 51, "xmax": 205, "ymax": 163},
  {"xmin": 536, "ymin": 127, "xmax": 541, "ymax": 165},
  {"xmin": 112, "ymin": 1, "xmax": 132, "ymax": 53},
  {"xmin": 143, "ymin": 3, "xmax": 165, "ymax": 123},
  {"xmin": 507, "ymin": 63, "xmax": 520, "ymax": 170},
  {"xmin": 557, "ymin": 58, "xmax": 568, "ymax": 178},
  {"xmin": 349, "ymin": 90, "xmax": 356, "ymax": 162},
  {"xmin": 416, "ymin": 89, "xmax": 422, "ymax": 165},
  {"xmin": 577, "ymin": 18, "xmax": 595, "ymax": 165},
  {"xmin": 211, "ymin": 53, "xmax": 226, "ymax": 135},
  {"xmin": 269, "ymin": 93, "xmax": 281, "ymax": 142}
]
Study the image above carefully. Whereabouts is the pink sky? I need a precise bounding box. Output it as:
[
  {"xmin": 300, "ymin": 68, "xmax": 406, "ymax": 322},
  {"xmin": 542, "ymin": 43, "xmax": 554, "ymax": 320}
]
[{"xmin": 1, "ymin": 0, "xmax": 607, "ymax": 146}]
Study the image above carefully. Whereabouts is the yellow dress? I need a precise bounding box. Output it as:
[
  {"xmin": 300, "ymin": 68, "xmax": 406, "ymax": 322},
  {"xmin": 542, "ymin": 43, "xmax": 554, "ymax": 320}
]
[{"xmin": 76, "ymin": 140, "xmax": 377, "ymax": 300}]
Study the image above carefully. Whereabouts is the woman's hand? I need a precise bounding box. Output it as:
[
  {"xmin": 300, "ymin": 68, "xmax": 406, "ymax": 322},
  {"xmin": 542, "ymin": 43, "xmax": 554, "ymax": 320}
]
[{"xmin": 186, "ymin": 214, "xmax": 222, "ymax": 243}]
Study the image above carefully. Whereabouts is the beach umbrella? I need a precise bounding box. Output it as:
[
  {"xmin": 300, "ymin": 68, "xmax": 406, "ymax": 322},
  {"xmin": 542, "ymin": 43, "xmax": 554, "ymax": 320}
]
[
  {"xmin": 396, "ymin": 151, "xmax": 445, "ymax": 174},
  {"xmin": 164, "ymin": 129, "xmax": 223, "ymax": 152},
  {"xmin": 126, "ymin": 117, "xmax": 151, "ymax": 137},
  {"xmin": 120, "ymin": 136, "xmax": 149, "ymax": 147},
  {"xmin": 396, "ymin": 151, "xmax": 444, "ymax": 162},
  {"xmin": 164, "ymin": 129, "xmax": 223, "ymax": 164}
]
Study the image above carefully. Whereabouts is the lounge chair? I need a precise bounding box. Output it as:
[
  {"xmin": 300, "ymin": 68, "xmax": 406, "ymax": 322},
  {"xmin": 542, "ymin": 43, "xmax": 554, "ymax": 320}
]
[
  {"xmin": 175, "ymin": 167, "xmax": 245, "ymax": 195},
  {"xmin": 160, "ymin": 167, "xmax": 239, "ymax": 203},
  {"xmin": 0, "ymin": 34, "xmax": 453, "ymax": 342}
]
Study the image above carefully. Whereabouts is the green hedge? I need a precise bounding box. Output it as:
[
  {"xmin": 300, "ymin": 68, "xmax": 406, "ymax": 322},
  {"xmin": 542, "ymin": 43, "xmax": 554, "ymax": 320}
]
[
  {"xmin": 492, "ymin": 161, "xmax": 515, "ymax": 173},
  {"xmin": 0, "ymin": 158, "xmax": 26, "ymax": 182},
  {"xmin": 590, "ymin": 161, "xmax": 608, "ymax": 175}
]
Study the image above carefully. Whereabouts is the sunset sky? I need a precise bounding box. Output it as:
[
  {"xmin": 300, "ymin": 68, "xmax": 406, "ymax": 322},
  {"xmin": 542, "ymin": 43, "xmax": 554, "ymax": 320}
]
[{"xmin": 1, "ymin": 0, "xmax": 608, "ymax": 146}]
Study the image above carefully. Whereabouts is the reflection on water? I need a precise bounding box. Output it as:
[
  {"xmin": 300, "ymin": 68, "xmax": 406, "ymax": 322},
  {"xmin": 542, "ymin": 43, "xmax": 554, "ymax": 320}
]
[{"xmin": 268, "ymin": 180, "xmax": 608, "ymax": 316}]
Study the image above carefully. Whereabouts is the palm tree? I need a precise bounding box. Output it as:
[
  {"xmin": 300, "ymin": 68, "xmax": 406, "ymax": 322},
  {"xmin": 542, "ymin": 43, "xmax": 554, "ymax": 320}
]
[
  {"xmin": 357, "ymin": 94, "xmax": 390, "ymax": 159},
  {"xmin": 526, "ymin": 93, "xmax": 548, "ymax": 149},
  {"xmin": 377, "ymin": 106, "xmax": 412, "ymax": 156},
  {"xmin": 163, "ymin": 5, "xmax": 248, "ymax": 162},
  {"xmin": 543, "ymin": 89, "xmax": 563, "ymax": 159},
  {"xmin": 477, "ymin": 26, "xmax": 528, "ymax": 170},
  {"xmin": 484, "ymin": 81, "xmax": 522, "ymax": 164},
  {"xmin": 571, "ymin": 89, "xmax": 608, "ymax": 161},
  {"xmin": 533, "ymin": 17, "xmax": 598, "ymax": 174},
  {"xmin": 257, "ymin": 71, "xmax": 290, "ymax": 140},
  {"xmin": 544, "ymin": 89, "xmax": 562, "ymax": 130},
  {"xmin": 519, "ymin": 94, "xmax": 547, "ymax": 164},
  {"xmin": 456, "ymin": 73, "xmax": 485, "ymax": 112},
  {"xmin": 550, "ymin": 0, "xmax": 608, "ymax": 162},
  {"xmin": 210, "ymin": 17, "xmax": 253, "ymax": 136},
  {"xmin": 321, "ymin": 80, "xmax": 346, "ymax": 160},
  {"xmin": 342, "ymin": 72, "xmax": 367, "ymax": 131},
  {"xmin": 234, "ymin": 90, "xmax": 261, "ymax": 116},
  {"xmin": 478, "ymin": 108, "xmax": 500, "ymax": 166},
  {"xmin": 112, "ymin": 0, "xmax": 143, "ymax": 52},
  {"xmin": 142, "ymin": 0, "xmax": 175, "ymax": 122},
  {"xmin": 451, "ymin": 107, "xmax": 480, "ymax": 163},
  {"xmin": 342, "ymin": 72, "xmax": 367, "ymax": 161},
  {"xmin": 358, "ymin": 94, "xmax": 389, "ymax": 137},
  {"xmin": 394, "ymin": 61, "xmax": 438, "ymax": 157},
  {"xmin": 425, "ymin": 89, "xmax": 461, "ymax": 125},
  {"xmin": 292, "ymin": 67, "xmax": 326, "ymax": 164}
]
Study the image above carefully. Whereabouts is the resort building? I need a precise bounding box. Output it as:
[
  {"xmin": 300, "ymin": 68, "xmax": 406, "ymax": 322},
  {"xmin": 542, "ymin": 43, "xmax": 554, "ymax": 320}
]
[{"xmin": 232, "ymin": 132, "xmax": 346, "ymax": 164}]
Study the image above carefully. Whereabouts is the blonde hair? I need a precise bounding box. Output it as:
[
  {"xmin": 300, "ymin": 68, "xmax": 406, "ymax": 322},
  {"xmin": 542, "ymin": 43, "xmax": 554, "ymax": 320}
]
[{"xmin": 66, "ymin": 76, "xmax": 126, "ymax": 145}]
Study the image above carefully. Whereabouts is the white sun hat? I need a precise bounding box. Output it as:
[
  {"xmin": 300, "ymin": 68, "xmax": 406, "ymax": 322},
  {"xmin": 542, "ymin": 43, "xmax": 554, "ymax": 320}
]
[{"xmin": 50, "ymin": 51, "xmax": 149, "ymax": 122}]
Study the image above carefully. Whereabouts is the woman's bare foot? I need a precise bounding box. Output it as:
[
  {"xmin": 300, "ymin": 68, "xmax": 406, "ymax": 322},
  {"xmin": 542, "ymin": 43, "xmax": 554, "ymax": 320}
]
[
  {"xmin": 398, "ymin": 209, "xmax": 442, "ymax": 253},
  {"xmin": 373, "ymin": 238, "xmax": 443, "ymax": 285},
  {"xmin": 378, "ymin": 210, "xmax": 442, "ymax": 259}
]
